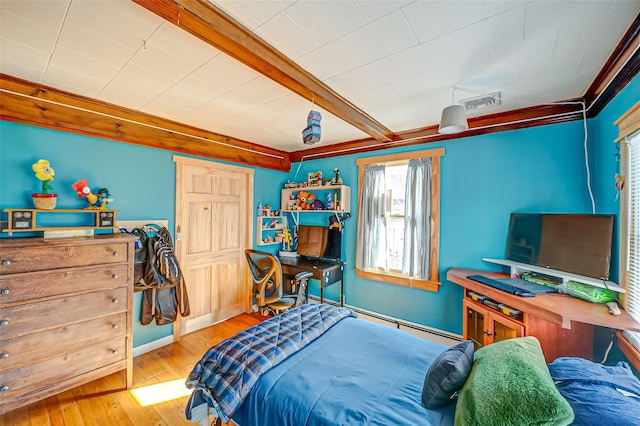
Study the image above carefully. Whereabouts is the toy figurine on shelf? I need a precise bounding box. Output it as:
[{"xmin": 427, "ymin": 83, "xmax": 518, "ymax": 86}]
[
  {"xmin": 331, "ymin": 168, "xmax": 343, "ymax": 185},
  {"xmin": 71, "ymin": 178, "xmax": 113, "ymax": 209},
  {"xmin": 31, "ymin": 159, "xmax": 58, "ymax": 209}
]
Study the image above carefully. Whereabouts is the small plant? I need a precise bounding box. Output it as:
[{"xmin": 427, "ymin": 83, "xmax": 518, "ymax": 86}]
[{"xmin": 32, "ymin": 159, "xmax": 55, "ymax": 194}]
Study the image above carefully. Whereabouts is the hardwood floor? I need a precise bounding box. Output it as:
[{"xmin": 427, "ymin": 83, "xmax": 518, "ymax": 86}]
[{"xmin": 0, "ymin": 313, "xmax": 266, "ymax": 426}]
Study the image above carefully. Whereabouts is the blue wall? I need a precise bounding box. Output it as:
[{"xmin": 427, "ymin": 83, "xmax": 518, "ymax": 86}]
[
  {"xmin": 290, "ymin": 120, "xmax": 593, "ymax": 334},
  {"xmin": 1, "ymin": 72, "xmax": 637, "ymax": 350},
  {"xmin": 0, "ymin": 123, "xmax": 287, "ymax": 347}
]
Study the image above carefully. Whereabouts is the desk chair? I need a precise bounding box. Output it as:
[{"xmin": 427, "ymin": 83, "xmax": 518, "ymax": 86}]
[{"xmin": 245, "ymin": 249, "xmax": 313, "ymax": 316}]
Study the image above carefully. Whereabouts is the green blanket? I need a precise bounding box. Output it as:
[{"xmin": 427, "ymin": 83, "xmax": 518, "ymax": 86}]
[{"xmin": 454, "ymin": 336, "xmax": 574, "ymax": 426}]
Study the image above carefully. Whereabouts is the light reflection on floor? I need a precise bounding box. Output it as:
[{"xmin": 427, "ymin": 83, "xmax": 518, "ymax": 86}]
[{"xmin": 130, "ymin": 378, "xmax": 194, "ymax": 406}]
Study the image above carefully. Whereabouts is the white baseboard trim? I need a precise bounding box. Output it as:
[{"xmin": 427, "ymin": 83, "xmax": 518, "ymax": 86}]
[{"xmin": 133, "ymin": 335, "xmax": 174, "ymax": 358}]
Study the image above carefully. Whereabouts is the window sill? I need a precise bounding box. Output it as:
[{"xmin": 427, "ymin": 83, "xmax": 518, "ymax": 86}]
[
  {"xmin": 617, "ymin": 331, "xmax": 640, "ymax": 372},
  {"xmin": 355, "ymin": 268, "xmax": 440, "ymax": 292}
]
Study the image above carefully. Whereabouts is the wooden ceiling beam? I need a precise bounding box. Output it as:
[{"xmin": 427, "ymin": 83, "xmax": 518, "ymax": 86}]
[
  {"xmin": 0, "ymin": 74, "xmax": 290, "ymax": 172},
  {"xmin": 133, "ymin": 0, "xmax": 394, "ymax": 143}
]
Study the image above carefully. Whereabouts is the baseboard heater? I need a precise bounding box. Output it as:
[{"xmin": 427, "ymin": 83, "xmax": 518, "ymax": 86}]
[{"xmin": 307, "ymin": 295, "xmax": 462, "ymax": 344}]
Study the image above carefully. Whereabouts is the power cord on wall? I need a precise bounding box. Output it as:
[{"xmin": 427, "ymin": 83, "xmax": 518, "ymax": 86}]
[
  {"xmin": 601, "ymin": 328, "xmax": 616, "ymax": 364},
  {"xmin": 579, "ymin": 101, "xmax": 597, "ymax": 214}
]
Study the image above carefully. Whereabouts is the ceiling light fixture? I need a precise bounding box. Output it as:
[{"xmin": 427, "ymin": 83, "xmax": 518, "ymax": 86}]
[{"xmin": 438, "ymin": 85, "xmax": 469, "ymax": 135}]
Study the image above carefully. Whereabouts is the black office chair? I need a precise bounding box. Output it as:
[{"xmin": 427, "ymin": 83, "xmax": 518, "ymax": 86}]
[{"xmin": 245, "ymin": 249, "xmax": 313, "ymax": 316}]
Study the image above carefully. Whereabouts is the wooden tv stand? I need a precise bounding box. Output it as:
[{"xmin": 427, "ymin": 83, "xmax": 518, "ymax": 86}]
[{"xmin": 448, "ymin": 268, "xmax": 640, "ymax": 362}]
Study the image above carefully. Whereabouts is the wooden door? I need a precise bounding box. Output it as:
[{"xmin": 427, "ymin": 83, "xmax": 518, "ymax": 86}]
[{"xmin": 173, "ymin": 156, "xmax": 253, "ymax": 339}]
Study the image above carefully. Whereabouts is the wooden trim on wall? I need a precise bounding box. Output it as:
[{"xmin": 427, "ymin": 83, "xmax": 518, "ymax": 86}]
[
  {"xmin": 0, "ymin": 74, "xmax": 291, "ymax": 172},
  {"xmin": 614, "ymin": 100, "xmax": 640, "ymax": 141},
  {"xmin": 290, "ymin": 104, "xmax": 584, "ymax": 162},
  {"xmin": 585, "ymin": 15, "xmax": 640, "ymax": 116}
]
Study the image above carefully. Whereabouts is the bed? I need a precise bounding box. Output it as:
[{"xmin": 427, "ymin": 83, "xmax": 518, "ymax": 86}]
[{"xmin": 184, "ymin": 304, "xmax": 640, "ymax": 426}]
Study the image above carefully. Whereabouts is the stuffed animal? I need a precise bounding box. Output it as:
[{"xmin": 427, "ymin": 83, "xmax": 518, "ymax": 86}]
[{"xmin": 295, "ymin": 191, "xmax": 316, "ymax": 210}]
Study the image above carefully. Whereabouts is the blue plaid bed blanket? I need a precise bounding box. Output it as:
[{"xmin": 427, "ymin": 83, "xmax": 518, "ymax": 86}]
[{"xmin": 185, "ymin": 303, "xmax": 356, "ymax": 423}]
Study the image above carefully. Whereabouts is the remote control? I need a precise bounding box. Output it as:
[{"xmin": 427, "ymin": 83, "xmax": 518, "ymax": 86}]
[{"xmin": 606, "ymin": 302, "xmax": 621, "ymax": 316}]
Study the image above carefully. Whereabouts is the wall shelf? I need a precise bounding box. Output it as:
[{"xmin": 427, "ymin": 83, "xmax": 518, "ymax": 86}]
[
  {"xmin": 281, "ymin": 185, "xmax": 350, "ymax": 213},
  {"xmin": 257, "ymin": 214, "xmax": 287, "ymax": 246},
  {"xmin": 2, "ymin": 208, "xmax": 118, "ymax": 237}
]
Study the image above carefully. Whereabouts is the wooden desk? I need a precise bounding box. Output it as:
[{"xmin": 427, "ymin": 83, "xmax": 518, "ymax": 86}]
[
  {"xmin": 279, "ymin": 256, "xmax": 344, "ymax": 306},
  {"xmin": 448, "ymin": 268, "xmax": 640, "ymax": 362}
]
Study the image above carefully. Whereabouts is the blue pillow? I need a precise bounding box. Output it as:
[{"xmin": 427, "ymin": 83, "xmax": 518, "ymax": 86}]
[
  {"xmin": 549, "ymin": 357, "xmax": 640, "ymax": 426},
  {"xmin": 421, "ymin": 340, "xmax": 474, "ymax": 409}
]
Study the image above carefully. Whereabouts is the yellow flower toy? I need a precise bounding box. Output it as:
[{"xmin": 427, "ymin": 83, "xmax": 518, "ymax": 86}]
[
  {"xmin": 31, "ymin": 159, "xmax": 58, "ymax": 209},
  {"xmin": 32, "ymin": 159, "xmax": 55, "ymax": 194}
]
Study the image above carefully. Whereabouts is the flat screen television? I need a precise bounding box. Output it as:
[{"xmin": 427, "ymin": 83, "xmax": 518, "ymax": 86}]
[{"xmin": 506, "ymin": 213, "xmax": 614, "ymax": 280}]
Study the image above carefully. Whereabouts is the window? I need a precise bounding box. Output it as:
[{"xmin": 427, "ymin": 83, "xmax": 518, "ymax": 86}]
[
  {"xmin": 616, "ymin": 101, "xmax": 640, "ymax": 368},
  {"xmin": 355, "ymin": 148, "xmax": 443, "ymax": 291}
]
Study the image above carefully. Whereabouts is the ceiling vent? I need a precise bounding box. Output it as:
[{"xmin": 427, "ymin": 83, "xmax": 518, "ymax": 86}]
[{"xmin": 461, "ymin": 92, "xmax": 501, "ymax": 111}]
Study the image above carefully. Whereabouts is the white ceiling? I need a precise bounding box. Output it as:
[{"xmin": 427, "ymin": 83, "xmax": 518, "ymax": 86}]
[{"xmin": 1, "ymin": 0, "xmax": 639, "ymax": 153}]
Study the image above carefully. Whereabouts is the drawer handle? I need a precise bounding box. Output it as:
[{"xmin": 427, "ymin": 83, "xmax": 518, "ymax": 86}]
[
  {"xmin": 112, "ymin": 350, "xmax": 119, "ymax": 355},
  {"xmin": 1, "ymin": 353, "xmax": 8, "ymax": 359},
  {"xmin": 112, "ymin": 274, "xmax": 119, "ymax": 279},
  {"xmin": 112, "ymin": 324, "xmax": 119, "ymax": 329},
  {"xmin": 1, "ymin": 260, "xmax": 10, "ymax": 266},
  {"xmin": 0, "ymin": 385, "xmax": 8, "ymax": 392},
  {"xmin": 0, "ymin": 320, "xmax": 8, "ymax": 327},
  {"xmin": 112, "ymin": 298, "xmax": 119, "ymax": 304},
  {"xmin": 1, "ymin": 289, "xmax": 9, "ymax": 295},
  {"xmin": 112, "ymin": 251, "xmax": 120, "ymax": 257}
]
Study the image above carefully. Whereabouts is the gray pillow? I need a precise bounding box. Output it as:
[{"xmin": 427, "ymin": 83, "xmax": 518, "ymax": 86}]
[{"xmin": 421, "ymin": 340, "xmax": 474, "ymax": 409}]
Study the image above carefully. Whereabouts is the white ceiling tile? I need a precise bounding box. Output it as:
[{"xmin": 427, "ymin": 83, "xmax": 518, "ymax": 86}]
[
  {"xmin": 191, "ymin": 54, "xmax": 262, "ymax": 92},
  {"xmin": 0, "ymin": 37, "xmax": 50, "ymax": 78},
  {"xmin": 284, "ymin": 1, "xmax": 370, "ymax": 45},
  {"xmin": 140, "ymin": 95, "xmax": 193, "ymax": 119},
  {"xmin": 100, "ymin": 63, "xmax": 177, "ymax": 107},
  {"xmin": 356, "ymin": 0, "xmax": 412, "ymax": 21},
  {"xmin": 146, "ymin": 22, "xmax": 219, "ymax": 65},
  {"xmin": 213, "ymin": 0, "xmax": 294, "ymax": 27},
  {"xmin": 0, "ymin": 58, "xmax": 44, "ymax": 83},
  {"xmin": 1, "ymin": 9, "xmax": 59, "ymax": 53},
  {"xmin": 297, "ymin": 37, "xmax": 366, "ymax": 80},
  {"xmin": 108, "ymin": 0, "xmax": 166, "ymax": 27},
  {"xmin": 403, "ymin": 1, "xmax": 489, "ymax": 43},
  {"xmin": 523, "ymin": 1, "xmax": 612, "ymax": 40},
  {"xmin": 65, "ymin": 0, "xmax": 160, "ymax": 51},
  {"xmin": 130, "ymin": 45, "xmax": 199, "ymax": 81},
  {"xmin": 215, "ymin": 76, "xmax": 291, "ymax": 113},
  {"xmin": 169, "ymin": 77, "xmax": 227, "ymax": 104},
  {"xmin": 254, "ymin": 12, "xmax": 319, "ymax": 59},
  {"xmin": 57, "ymin": 22, "xmax": 135, "ymax": 69},
  {"xmin": 50, "ymin": 45, "xmax": 118, "ymax": 83},
  {"xmin": 371, "ymin": 95, "xmax": 433, "ymax": 130},
  {"xmin": 42, "ymin": 63, "xmax": 108, "ymax": 97},
  {"xmin": 345, "ymin": 10, "xmax": 418, "ymax": 62},
  {"xmin": 1, "ymin": 0, "xmax": 69, "ymax": 33}
]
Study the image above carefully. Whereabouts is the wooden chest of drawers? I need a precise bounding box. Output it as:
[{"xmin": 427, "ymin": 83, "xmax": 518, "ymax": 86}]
[{"xmin": 0, "ymin": 234, "xmax": 136, "ymax": 414}]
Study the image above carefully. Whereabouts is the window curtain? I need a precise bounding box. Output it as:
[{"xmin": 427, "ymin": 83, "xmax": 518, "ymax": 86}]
[
  {"xmin": 402, "ymin": 157, "xmax": 432, "ymax": 278},
  {"xmin": 356, "ymin": 164, "xmax": 387, "ymax": 270}
]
